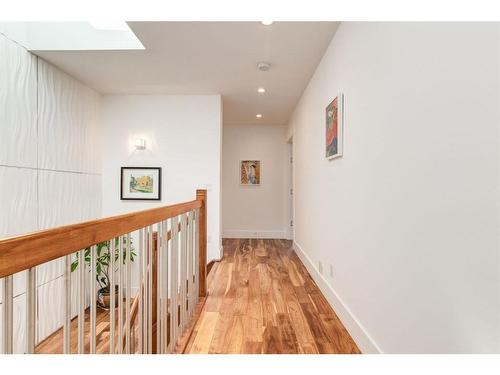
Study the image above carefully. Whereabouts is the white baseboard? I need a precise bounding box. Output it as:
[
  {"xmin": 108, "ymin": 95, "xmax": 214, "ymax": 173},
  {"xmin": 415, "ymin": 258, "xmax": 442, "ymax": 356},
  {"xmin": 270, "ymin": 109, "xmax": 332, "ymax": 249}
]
[
  {"xmin": 293, "ymin": 241, "xmax": 382, "ymax": 354},
  {"xmin": 222, "ymin": 230, "xmax": 287, "ymax": 239}
]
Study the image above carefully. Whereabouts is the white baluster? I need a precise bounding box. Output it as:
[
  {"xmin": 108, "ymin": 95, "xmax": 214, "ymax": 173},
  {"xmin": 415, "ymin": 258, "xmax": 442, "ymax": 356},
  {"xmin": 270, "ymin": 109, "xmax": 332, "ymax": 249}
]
[
  {"xmin": 63, "ymin": 256, "xmax": 71, "ymax": 354},
  {"xmin": 125, "ymin": 233, "xmax": 131, "ymax": 354},
  {"xmin": 142, "ymin": 226, "xmax": 149, "ymax": 354},
  {"xmin": 187, "ymin": 211, "xmax": 194, "ymax": 318},
  {"xmin": 2, "ymin": 275, "xmax": 13, "ymax": 354},
  {"xmin": 166, "ymin": 220, "xmax": 172, "ymax": 353},
  {"xmin": 90, "ymin": 245, "xmax": 97, "ymax": 354},
  {"xmin": 161, "ymin": 220, "xmax": 168, "ymax": 353},
  {"xmin": 78, "ymin": 250, "xmax": 85, "ymax": 354},
  {"xmin": 171, "ymin": 216, "xmax": 179, "ymax": 350},
  {"xmin": 157, "ymin": 222, "xmax": 162, "ymax": 354},
  {"xmin": 117, "ymin": 237, "xmax": 123, "ymax": 354},
  {"xmin": 26, "ymin": 268, "xmax": 36, "ymax": 354},
  {"xmin": 148, "ymin": 225, "xmax": 153, "ymax": 353},
  {"xmin": 110, "ymin": 239, "xmax": 116, "ymax": 354},
  {"xmin": 180, "ymin": 214, "xmax": 187, "ymax": 333},
  {"xmin": 138, "ymin": 228, "xmax": 144, "ymax": 354}
]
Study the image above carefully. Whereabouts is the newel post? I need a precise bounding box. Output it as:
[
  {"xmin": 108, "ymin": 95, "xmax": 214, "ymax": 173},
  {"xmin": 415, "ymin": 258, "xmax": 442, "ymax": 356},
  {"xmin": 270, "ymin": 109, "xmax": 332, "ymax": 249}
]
[{"xmin": 196, "ymin": 189, "xmax": 207, "ymax": 297}]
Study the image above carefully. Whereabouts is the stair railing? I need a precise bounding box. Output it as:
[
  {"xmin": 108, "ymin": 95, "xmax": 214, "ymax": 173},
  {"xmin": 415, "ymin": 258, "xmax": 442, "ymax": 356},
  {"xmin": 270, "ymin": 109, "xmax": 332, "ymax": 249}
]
[{"xmin": 0, "ymin": 189, "xmax": 207, "ymax": 354}]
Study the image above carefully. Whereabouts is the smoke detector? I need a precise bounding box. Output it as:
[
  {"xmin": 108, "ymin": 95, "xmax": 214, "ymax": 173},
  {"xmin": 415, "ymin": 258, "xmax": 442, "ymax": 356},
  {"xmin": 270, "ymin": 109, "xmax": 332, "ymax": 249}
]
[{"xmin": 257, "ymin": 62, "xmax": 271, "ymax": 71}]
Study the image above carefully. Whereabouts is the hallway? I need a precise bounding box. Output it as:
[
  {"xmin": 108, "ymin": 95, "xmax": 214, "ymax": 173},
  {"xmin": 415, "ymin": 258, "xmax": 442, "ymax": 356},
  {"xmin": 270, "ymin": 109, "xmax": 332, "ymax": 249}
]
[{"xmin": 184, "ymin": 239, "xmax": 360, "ymax": 354}]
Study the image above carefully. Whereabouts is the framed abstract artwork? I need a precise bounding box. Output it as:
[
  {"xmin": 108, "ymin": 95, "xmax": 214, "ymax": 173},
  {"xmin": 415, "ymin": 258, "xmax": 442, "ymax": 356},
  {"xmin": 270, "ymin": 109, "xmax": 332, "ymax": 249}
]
[
  {"xmin": 240, "ymin": 160, "xmax": 261, "ymax": 185},
  {"xmin": 326, "ymin": 93, "xmax": 344, "ymax": 160},
  {"xmin": 120, "ymin": 167, "xmax": 162, "ymax": 200}
]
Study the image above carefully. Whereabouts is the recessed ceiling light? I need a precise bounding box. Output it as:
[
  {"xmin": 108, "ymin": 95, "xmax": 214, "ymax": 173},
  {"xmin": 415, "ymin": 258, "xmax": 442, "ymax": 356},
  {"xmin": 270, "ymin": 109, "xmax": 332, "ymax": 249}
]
[
  {"xmin": 257, "ymin": 87, "xmax": 266, "ymax": 93},
  {"xmin": 261, "ymin": 21, "xmax": 274, "ymax": 26},
  {"xmin": 256, "ymin": 114, "xmax": 263, "ymax": 118}
]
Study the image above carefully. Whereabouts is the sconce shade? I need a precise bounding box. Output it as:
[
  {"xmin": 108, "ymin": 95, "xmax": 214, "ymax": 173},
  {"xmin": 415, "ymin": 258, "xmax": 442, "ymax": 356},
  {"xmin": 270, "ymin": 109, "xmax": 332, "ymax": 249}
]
[{"xmin": 135, "ymin": 138, "xmax": 146, "ymax": 150}]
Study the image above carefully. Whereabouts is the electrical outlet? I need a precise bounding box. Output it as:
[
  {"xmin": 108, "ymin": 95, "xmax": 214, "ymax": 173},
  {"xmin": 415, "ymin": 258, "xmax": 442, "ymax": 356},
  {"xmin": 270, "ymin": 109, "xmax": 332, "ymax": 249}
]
[
  {"xmin": 208, "ymin": 235, "xmax": 212, "ymax": 243},
  {"xmin": 318, "ymin": 261, "xmax": 323, "ymax": 275},
  {"xmin": 329, "ymin": 264, "xmax": 334, "ymax": 278}
]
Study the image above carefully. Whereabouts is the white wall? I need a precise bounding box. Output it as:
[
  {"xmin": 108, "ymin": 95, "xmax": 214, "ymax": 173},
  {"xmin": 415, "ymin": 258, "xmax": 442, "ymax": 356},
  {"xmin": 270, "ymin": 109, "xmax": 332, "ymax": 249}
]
[
  {"xmin": 100, "ymin": 95, "xmax": 222, "ymax": 262},
  {"xmin": 0, "ymin": 33, "xmax": 101, "ymax": 352},
  {"xmin": 288, "ymin": 22, "xmax": 500, "ymax": 353},
  {"xmin": 222, "ymin": 125, "xmax": 290, "ymax": 239}
]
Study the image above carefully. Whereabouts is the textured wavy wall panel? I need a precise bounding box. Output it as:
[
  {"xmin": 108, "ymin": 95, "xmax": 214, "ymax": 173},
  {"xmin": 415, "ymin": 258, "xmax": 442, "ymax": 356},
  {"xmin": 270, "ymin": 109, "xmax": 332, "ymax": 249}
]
[
  {"xmin": 37, "ymin": 59, "xmax": 101, "ymax": 174},
  {"xmin": 38, "ymin": 170, "xmax": 83, "ymax": 229},
  {"xmin": 0, "ymin": 33, "xmax": 102, "ymax": 351},
  {"xmin": 0, "ymin": 36, "xmax": 37, "ymax": 168},
  {"xmin": 37, "ymin": 170, "xmax": 98, "ymax": 286},
  {"xmin": 0, "ymin": 294, "xmax": 27, "ymax": 354},
  {"xmin": 37, "ymin": 170, "xmax": 82, "ymax": 287},
  {"xmin": 0, "ymin": 166, "xmax": 37, "ymax": 299},
  {"xmin": 82, "ymin": 174, "xmax": 102, "ymax": 220},
  {"xmin": 37, "ymin": 277, "xmax": 64, "ymax": 342},
  {"xmin": 0, "ymin": 166, "xmax": 38, "ymax": 236},
  {"xmin": 70, "ymin": 270, "xmax": 91, "ymax": 318}
]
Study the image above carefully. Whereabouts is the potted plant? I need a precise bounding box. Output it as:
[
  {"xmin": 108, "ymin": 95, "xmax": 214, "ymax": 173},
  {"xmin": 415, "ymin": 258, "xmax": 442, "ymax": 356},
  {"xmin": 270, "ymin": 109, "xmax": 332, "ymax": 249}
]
[{"xmin": 71, "ymin": 237, "xmax": 136, "ymax": 309}]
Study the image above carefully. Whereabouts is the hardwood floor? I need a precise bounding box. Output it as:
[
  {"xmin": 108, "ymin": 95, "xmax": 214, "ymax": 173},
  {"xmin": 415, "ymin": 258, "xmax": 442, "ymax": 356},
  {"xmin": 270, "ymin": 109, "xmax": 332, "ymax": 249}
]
[
  {"xmin": 36, "ymin": 307, "xmax": 117, "ymax": 354},
  {"xmin": 36, "ymin": 239, "xmax": 359, "ymax": 354},
  {"xmin": 184, "ymin": 239, "xmax": 360, "ymax": 354}
]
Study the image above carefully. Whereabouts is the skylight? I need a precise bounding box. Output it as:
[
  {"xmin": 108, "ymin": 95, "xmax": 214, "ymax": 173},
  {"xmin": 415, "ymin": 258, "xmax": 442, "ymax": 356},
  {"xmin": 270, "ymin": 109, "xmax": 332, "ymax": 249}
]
[{"xmin": 0, "ymin": 22, "xmax": 144, "ymax": 51}]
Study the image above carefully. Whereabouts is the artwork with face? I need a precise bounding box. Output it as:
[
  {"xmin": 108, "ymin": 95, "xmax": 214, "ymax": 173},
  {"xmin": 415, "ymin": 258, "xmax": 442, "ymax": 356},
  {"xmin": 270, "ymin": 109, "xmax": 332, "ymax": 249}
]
[
  {"xmin": 240, "ymin": 160, "xmax": 261, "ymax": 185},
  {"xmin": 326, "ymin": 93, "xmax": 343, "ymax": 159}
]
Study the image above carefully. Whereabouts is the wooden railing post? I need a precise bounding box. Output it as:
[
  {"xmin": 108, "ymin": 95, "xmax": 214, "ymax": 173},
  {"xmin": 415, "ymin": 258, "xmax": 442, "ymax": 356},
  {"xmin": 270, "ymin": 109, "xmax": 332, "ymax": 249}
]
[{"xmin": 196, "ymin": 190, "xmax": 207, "ymax": 297}]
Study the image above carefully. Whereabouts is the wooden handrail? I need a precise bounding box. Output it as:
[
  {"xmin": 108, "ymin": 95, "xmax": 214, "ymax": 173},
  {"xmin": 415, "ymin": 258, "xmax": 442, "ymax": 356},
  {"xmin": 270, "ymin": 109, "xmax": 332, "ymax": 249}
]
[{"xmin": 0, "ymin": 194, "xmax": 203, "ymax": 278}]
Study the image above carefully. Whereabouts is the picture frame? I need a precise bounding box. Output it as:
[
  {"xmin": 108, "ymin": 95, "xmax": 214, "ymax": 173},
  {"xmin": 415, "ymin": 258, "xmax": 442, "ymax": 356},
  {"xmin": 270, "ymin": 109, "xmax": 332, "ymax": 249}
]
[
  {"xmin": 326, "ymin": 92, "xmax": 344, "ymax": 160},
  {"xmin": 240, "ymin": 160, "xmax": 261, "ymax": 186},
  {"xmin": 120, "ymin": 167, "xmax": 162, "ymax": 201}
]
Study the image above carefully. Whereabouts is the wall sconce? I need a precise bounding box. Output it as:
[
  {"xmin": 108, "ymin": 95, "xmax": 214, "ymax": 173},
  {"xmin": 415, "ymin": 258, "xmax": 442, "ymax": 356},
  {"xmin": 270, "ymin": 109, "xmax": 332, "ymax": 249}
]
[{"xmin": 135, "ymin": 138, "xmax": 146, "ymax": 150}]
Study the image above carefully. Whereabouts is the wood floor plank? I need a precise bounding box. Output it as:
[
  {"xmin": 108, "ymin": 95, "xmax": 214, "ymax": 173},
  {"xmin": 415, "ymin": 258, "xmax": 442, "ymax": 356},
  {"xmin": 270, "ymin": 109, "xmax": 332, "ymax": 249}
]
[
  {"xmin": 276, "ymin": 313, "xmax": 299, "ymax": 354},
  {"xmin": 243, "ymin": 341, "xmax": 263, "ymax": 354},
  {"xmin": 207, "ymin": 298, "xmax": 234, "ymax": 353},
  {"xmin": 247, "ymin": 266, "xmax": 263, "ymax": 324},
  {"xmin": 262, "ymin": 325, "xmax": 281, "ymax": 354},
  {"xmin": 189, "ymin": 311, "xmax": 219, "ymax": 354},
  {"xmin": 224, "ymin": 316, "xmax": 244, "ymax": 354},
  {"xmin": 320, "ymin": 313, "xmax": 359, "ymax": 354},
  {"xmin": 185, "ymin": 239, "xmax": 361, "ymax": 354},
  {"xmin": 243, "ymin": 316, "xmax": 264, "ymax": 343},
  {"xmin": 286, "ymin": 299, "xmax": 316, "ymax": 345},
  {"xmin": 298, "ymin": 342, "xmax": 319, "ymax": 354}
]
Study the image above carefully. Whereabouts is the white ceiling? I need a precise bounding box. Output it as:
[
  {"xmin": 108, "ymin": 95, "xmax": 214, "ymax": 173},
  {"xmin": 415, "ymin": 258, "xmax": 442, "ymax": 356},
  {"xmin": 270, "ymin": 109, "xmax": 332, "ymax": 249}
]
[{"xmin": 34, "ymin": 22, "xmax": 339, "ymax": 125}]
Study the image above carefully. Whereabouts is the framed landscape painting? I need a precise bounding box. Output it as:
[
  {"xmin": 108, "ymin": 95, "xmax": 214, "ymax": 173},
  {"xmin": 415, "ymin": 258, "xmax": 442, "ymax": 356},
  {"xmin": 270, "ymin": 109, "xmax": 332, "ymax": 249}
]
[
  {"xmin": 121, "ymin": 167, "xmax": 162, "ymax": 200},
  {"xmin": 240, "ymin": 160, "xmax": 261, "ymax": 185},
  {"xmin": 326, "ymin": 93, "xmax": 344, "ymax": 160}
]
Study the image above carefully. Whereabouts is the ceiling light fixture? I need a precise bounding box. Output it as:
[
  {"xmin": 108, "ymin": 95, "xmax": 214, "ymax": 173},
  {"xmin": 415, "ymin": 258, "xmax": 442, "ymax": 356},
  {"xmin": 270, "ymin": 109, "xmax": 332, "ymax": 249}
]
[
  {"xmin": 257, "ymin": 62, "xmax": 271, "ymax": 71},
  {"xmin": 257, "ymin": 87, "xmax": 266, "ymax": 93},
  {"xmin": 261, "ymin": 21, "xmax": 274, "ymax": 26},
  {"xmin": 256, "ymin": 114, "xmax": 263, "ymax": 118}
]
